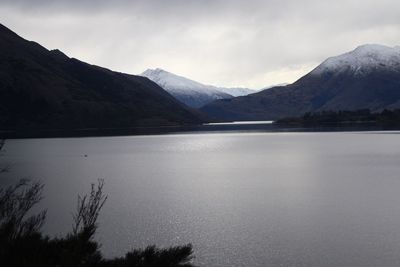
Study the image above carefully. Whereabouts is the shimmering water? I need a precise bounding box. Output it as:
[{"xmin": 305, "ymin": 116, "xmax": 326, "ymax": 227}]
[{"xmin": 1, "ymin": 131, "xmax": 400, "ymax": 266}]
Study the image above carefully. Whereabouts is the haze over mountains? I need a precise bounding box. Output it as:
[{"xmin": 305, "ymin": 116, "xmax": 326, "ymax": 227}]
[
  {"xmin": 0, "ymin": 24, "xmax": 204, "ymax": 131},
  {"xmin": 201, "ymin": 44, "xmax": 400, "ymax": 121},
  {"xmin": 141, "ymin": 68, "xmax": 255, "ymax": 108}
]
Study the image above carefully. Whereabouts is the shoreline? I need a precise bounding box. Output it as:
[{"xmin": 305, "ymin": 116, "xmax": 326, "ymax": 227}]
[{"xmin": 2, "ymin": 122, "xmax": 400, "ymax": 139}]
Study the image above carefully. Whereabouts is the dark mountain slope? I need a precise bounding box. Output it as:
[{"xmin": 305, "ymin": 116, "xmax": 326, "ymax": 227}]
[
  {"xmin": 0, "ymin": 23, "xmax": 204, "ymax": 130},
  {"xmin": 201, "ymin": 44, "xmax": 400, "ymax": 121}
]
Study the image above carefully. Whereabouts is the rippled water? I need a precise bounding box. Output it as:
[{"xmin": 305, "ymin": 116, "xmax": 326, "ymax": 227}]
[{"xmin": 1, "ymin": 131, "xmax": 400, "ymax": 266}]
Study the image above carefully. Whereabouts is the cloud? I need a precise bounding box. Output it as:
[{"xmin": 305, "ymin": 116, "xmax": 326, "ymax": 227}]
[{"xmin": 1, "ymin": 0, "xmax": 399, "ymax": 88}]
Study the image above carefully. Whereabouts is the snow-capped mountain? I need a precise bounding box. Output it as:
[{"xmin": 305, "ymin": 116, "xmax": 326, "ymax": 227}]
[
  {"xmin": 311, "ymin": 44, "xmax": 400, "ymax": 76},
  {"xmin": 141, "ymin": 68, "xmax": 255, "ymax": 108},
  {"xmin": 201, "ymin": 44, "xmax": 400, "ymax": 121}
]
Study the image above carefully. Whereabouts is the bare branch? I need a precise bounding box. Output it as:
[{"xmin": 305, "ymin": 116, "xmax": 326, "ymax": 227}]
[
  {"xmin": 0, "ymin": 140, "xmax": 8, "ymax": 174},
  {"xmin": 72, "ymin": 179, "xmax": 107, "ymax": 239}
]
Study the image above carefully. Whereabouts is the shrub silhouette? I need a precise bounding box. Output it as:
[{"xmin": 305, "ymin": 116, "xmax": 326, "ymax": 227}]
[
  {"xmin": 72, "ymin": 180, "xmax": 107, "ymax": 238},
  {"xmin": 0, "ymin": 139, "xmax": 9, "ymax": 173},
  {"xmin": 0, "ymin": 141, "xmax": 195, "ymax": 267},
  {"xmin": 0, "ymin": 180, "xmax": 47, "ymax": 241}
]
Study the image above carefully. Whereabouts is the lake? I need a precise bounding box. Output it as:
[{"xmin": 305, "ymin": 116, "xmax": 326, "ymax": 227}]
[{"xmin": 1, "ymin": 131, "xmax": 400, "ymax": 266}]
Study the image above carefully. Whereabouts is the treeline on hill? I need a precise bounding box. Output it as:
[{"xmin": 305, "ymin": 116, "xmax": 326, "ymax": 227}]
[
  {"xmin": 0, "ymin": 141, "xmax": 196, "ymax": 267},
  {"xmin": 276, "ymin": 109, "xmax": 400, "ymax": 125}
]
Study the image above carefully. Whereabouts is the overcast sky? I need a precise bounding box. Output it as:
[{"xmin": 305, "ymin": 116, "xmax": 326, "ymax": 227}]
[{"xmin": 1, "ymin": 0, "xmax": 399, "ymax": 88}]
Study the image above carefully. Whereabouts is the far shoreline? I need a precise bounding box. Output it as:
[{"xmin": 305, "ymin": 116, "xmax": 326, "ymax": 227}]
[{"xmin": 2, "ymin": 121, "xmax": 400, "ymax": 139}]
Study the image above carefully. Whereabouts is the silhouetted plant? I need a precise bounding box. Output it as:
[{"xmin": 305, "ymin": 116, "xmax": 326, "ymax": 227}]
[
  {"xmin": 0, "ymin": 139, "xmax": 9, "ymax": 173},
  {"xmin": 0, "ymin": 179, "xmax": 48, "ymax": 266},
  {"xmin": 106, "ymin": 244, "xmax": 195, "ymax": 267},
  {"xmin": 0, "ymin": 179, "xmax": 47, "ymax": 240},
  {"xmin": 72, "ymin": 179, "xmax": 108, "ymax": 238},
  {"xmin": 0, "ymin": 177, "xmax": 196, "ymax": 266}
]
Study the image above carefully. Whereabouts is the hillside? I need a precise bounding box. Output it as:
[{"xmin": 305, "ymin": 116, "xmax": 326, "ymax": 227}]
[
  {"xmin": 0, "ymin": 24, "xmax": 204, "ymax": 131},
  {"xmin": 201, "ymin": 44, "xmax": 400, "ymax": 121}
]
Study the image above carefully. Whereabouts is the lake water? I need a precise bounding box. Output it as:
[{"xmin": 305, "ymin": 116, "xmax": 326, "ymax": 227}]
[{"xmin": 1, "ymin": 131, "xmax": 400, "ymax": 266}]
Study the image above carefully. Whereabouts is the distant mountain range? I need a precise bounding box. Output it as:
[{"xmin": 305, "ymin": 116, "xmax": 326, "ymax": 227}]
[
  {"xmin": 2, "ymin": 22, "xmax": 399, "ymax": 130},
  {"xmin": 201, "ymin": 44, "xmax": 400, "ymax": 121},
  {"xmin": 0, "ymin": 24, "xmax": 204, "ymax": 131},
  {"xmin": 141, "ymin": 68, "xmax": 255, "ymax": 108}
]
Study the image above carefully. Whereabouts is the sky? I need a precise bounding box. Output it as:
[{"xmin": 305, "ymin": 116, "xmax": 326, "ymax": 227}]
[{"xmin": 1, "ymin": 0, "xmax": 399, "ymax": 89}]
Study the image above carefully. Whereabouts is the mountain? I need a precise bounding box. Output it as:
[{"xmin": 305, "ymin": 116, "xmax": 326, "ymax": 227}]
[
  {"xmin": 141, "ymin": 68, "xmax": 255, "ymax": 108},
  {"xmin": 201, "ymin": 44, "xmax": 400, "ymax": 121},
  {"xmin": 215, "ymin": 86, "xmax": 256, "ymax": 97},
  {"xmin": 0, "ymin": 24, "xmax": 204, "ymax": 131}
]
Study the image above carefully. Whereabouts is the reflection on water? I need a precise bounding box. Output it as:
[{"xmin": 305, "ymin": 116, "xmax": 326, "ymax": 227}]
[
  {"xmin": 204, "ymin": 121, "xmax": 274, "ymax": 125},
  {"xmin": 1, "ymin": 132, "xmax": 400, "ymax": 266}
]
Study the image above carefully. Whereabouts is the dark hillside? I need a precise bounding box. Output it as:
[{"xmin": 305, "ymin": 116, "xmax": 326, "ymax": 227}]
[{"xmin": 0, "ymin": 24, "xmax": 204, "ymax": 131}]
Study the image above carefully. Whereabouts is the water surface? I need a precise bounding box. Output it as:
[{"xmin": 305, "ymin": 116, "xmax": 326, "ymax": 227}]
[{"xmin": 1, "ymin": 131, "xmax": 400, "ymax": 266}]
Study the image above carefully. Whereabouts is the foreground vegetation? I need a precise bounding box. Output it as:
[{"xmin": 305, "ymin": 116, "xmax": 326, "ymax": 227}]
[
  {"xmin": 0, "ymin": 141, "xmax": 195, "ymax": 267},
  {"xmin": 276, "ymin": 109, "xmax": 400, "ymax": 126}
]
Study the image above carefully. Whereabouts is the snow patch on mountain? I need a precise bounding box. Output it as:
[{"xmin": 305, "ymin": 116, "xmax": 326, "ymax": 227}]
[
  {"xmin": 142, "ymin": 68, "xmax": 229, "ymax": 97},
  {"xmin": 141, "ymin": 68, "xmax": 255, "ymax": 108}
]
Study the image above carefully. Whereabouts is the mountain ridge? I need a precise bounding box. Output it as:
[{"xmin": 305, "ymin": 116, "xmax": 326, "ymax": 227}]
[{"xmin": 201, "ymin": 44, "xmax": 400, "ymax": 121}]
